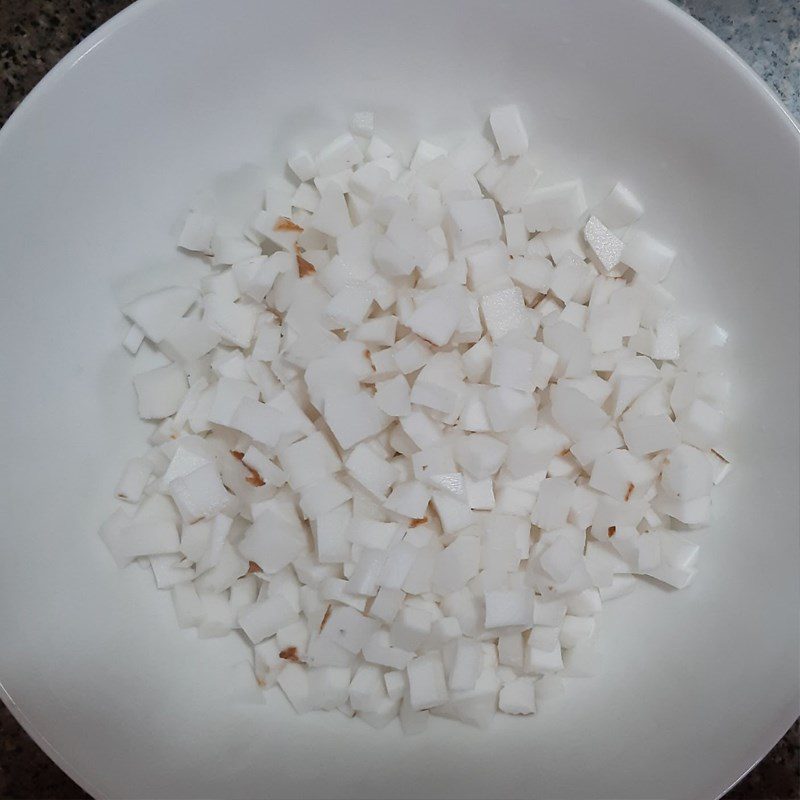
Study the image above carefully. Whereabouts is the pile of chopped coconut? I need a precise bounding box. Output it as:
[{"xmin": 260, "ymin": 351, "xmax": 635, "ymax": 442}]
[{"xmin": 101, "ymin": 105, "xmax": 731, "ymax": 731}]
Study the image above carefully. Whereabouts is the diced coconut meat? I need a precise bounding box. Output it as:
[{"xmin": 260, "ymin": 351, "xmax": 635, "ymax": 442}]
[{"xmin": 105, "ymin": 107, "xmax": 730, "ymax": 733}]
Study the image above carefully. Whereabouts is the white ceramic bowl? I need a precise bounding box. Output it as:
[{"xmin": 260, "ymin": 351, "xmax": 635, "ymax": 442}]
[{"xmin": 1, "ymin": 1, "xmax": 798, "ymax": 798}]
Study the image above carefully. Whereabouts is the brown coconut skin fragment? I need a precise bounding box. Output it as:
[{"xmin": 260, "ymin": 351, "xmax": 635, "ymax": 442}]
[
  {"xmin": 279, "ymin": 646, "xmax": 301, "ymax": 663},
  {"xmin": 239, "ymin": 561, "xmax": 262, "ymax": 579},
  {"xmin": 295, "ymin": 243, "xmax": 316, "ymax": 276},
  {"xmin": 230, "ymin": 450, "xmax": 265, "ymax": 486},
  {"xmin": 245, "ymin": 469, "xmax": 265, "ymax": 487},
  {"xmin": 319, "ymin": 604, "xmax": 333, "ymax": 632},
  {"xmin": 275, "ymin": 216, "xmax": 303, "ymax": 232}
]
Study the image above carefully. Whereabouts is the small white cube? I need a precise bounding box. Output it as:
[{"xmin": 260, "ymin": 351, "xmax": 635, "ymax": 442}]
[
  {"xmin": 350, "ymin": 111, "xmax": 375, "ymax": 138},
  {"xmin": 484, "ymin": 588, "xmax": 534, "ymax": 629},
  {"xmin": 447, "ymin": 199, "xmax": 502, "ymax": 249},
  {"xmin": 391, "ymin": 606, "xmax": 434, "ymax": 651},
  {"xmin": 499, "ymin": 677, "xmax": 536, "ymax": 715},
  {"xmin": 407, "ymin": 652, "xmax": 449, "ymax": 711},
  {"xmin": 489, "ymin": 104, "xmax": 529, "ymax": 159}
]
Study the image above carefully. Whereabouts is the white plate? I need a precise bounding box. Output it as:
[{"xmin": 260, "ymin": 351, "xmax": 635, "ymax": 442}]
[{"xmin": 1, "ymin": 1, "xmax": 798, "ymax": 798}]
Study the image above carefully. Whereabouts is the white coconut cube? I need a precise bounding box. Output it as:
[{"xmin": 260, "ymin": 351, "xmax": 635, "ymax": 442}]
[
  {"xmin": 453, "ymin": 434, "xmax": 507, "ymax": 480},
  {"xmin": 593, "ymin": 182, "xmax": 644, "ymax": 229},
  {"xmin": 676, "ymin": 398, "xmax": 726, "ymax": 450},
  {"xmin": 299, "ymin": 477, "xmax": 353, "ymax": 519},
  {"xmin": 306, "ymin": 666, "xmax": 351, "ymax": 711},
  {"xmin": 432, "ymin": 535, "xmax": 481, "ymax": 595},
  {"xmin": 505, "ymin": 425, "xmax": 569, "ymax": 478},
  {"xmin": 442, "ymin": 666, "xmax": 501, "ymax": 728},
  {"xmin": 550, "ymin": 384, "xmax": 609, "ymax": 440},
  {"xmin": 369, "ymin": 586, "xmax": 406, "ymax": 624},
  {"xmin": 447, "ymin": 198, "xmax": 502, "ymax": 249},
  {"xmin": 430, "ymin": 491, "xmax": 474, "ymax": 535},
  {"xmin": 168, "ymin": 463, "xmax": 230, "ymax": 524},
  {"xmin": 504, "ymin": 212, "xmax": 528, "ymax": 256},
  {"xmin": 383, "ymin": 670, "xmax": 407, "ymax": 702},
  {"xmin": 114, "ymin": 457, "xmax": 153, "ymax": 504},
  {"xmin": 239, "ymin": 510, "xmax": 305, "ymax": 574},
  {"xmin": 345, "ymin": 443, "xmax": 398, "ymax": 499},
  {"xmin": 315, "ymin": 132, "xmax": 364, "ymax": 176},
  {"xmin": 324, "ymin": 391, "xmax": 390, "ymax": 449},
  {"xmin": 385, "ymin": 209, "xmax": 438, "ymax": 270},
  {"xmin": 230, "ymin": 398, "xmax": 286, "ymax": 448},
  {"xmin": 479, "ymin": 286, "xmax": 527, "ymax": 341},
  {"xmin": 465, "ymin": 476, "xmax": 495, "ymax": 511},
  {"xmin": 363, "ymin": 630, "xmax": 414, "ymax": 670},
  {"xmin": 484, "ymin": 589, "xmax": 534, "ymax": 629},
  {"xmin": 445, "ymin": 638, "xmax": 483, "ymax": 692},
  {"xmin": 178, "ymin": 210, "xmax": 215, "ymax": 254},
  {"xmin": 522, "ymin": 181, "xmax": 587, "ymax": 232},
  {"xmin": 279, "ymin": 432, "xmax": 341, "ymax": 491},
  {"xmin": 325, "ymin": 287, "xmax": 375, "ymax": 330},
  {"xmin": 288, "ymin": 150, "xmax": 316, "ymax": 182},
  {"xmin": 133, "ymin": 364, "xmax": 188, "ymax": 420},
  {"xmin": 124, "ymin": 286, "xmax": 198, "ymax": 344},
  {"xmin": 509, "ymin": 253, "xmax": 553, "ymax": 294},
  {"xmin": 349, "ymin": 664, "xmax": 387, "ymax": 712},
  {"xmin": 583, "ymin": 215, "xmax": 625, "ymax": 273},
  {"xmin": 312, "ymin": 504, "xmax": 352, "ymax": 564},
  {"xmin": 489, "ymin": 337, "xmax": 535, "ymax": 394},
  {"xmin": 203, "ymin": 294, "xmax": 258, "ymax": 348},
  {"xmin": 116, "ymin": 519, "xmax": 180, "ymax": 563},
  {"xmin": 391, "ymin": 606, "xmax": 434, "ymax": 651},
  {"xmin": 661, "ymin": 443, "xmax": 713, "ymax": 500},
  {"xmin": 206, "ymin": 376, "xmax": 259, "ymax": 427},
  {"xmin": 549, "ymin": 251, "xmax": 593, "ymax": 303},
  {"xmin": 392, "ymin": 335, "xmax": 432, "ymax": 374},
  {"xmin": 310, "ymin": 187, "xmax": 352, "ymax": 237},
  {"xmin": 348, "ymin": 111, "xmax": 374, "ymax": 138},
  {"xmin": 493, "ymin": 155, "xmax": 541, "ymax": 212},
  {"xmin": 537, "ymin": 534, "xmax": 581, "ymax": 582},
  {"xmin": 499, "ymin": 677, "xmax": 536, "ymax": 715},
  {"xmin": 523, "ymin": 637, "xmax": 564, "ymax": 675},
  {"xmin": 559, "ymin": 615, "xmax": 596, "ymax": 649},
  {"xmin": 345, "ymin": 548, "xmax": 387, "ymax": 597},
  {"xmin": 353, "ymin": 315, "xmax": 398, "ymax": 347},
  {"xmin": 239, "ymin": 595, "xmax": 299, "ymax": 644},
  {"xmin": 489, "ymin": 104, "xmax": 529, "ymax": 159},
  {"xmin": 621, "ymin": 231, "xmax": 675, "ymax": 283},
  {"xmin": 407, "ymin": 652, "xmax": 449, "ymax": 710},
  {"xmin": 620, "ymin": 413, "xmax": 681, "ymax": 455},
  {"xmin": 384, "ymin": 480, "xmax": 431, "ymax": 519},
  {"xmin": 378, "ymin": 542, "xmax": 420, "ymax": 590},
  {"xmin": 496, "ymin": 632, "xmax": 524, "ymax": 670},
  {"xmin": 319, "ymin": 606, "xmax": 379, "ymax": 655},
  {"xmin": 533, "ymin": 597, "xmax": 568, "ymax": 627},
  {"xmin": 462, "ymin": 337, "xmax": 493, "ymax": 382},
  {"xmin": 122, "ymin": 322, "xmax": 145, "ymax": 354}
]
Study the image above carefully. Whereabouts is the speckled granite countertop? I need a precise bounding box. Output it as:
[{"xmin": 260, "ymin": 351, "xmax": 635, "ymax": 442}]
[
  {"xmin": 675, "ymin": 0, "xmax": 799, "ymax": 116},
  {"xmin": 0, "ymin": 2, "xmax": 798, "ymax": 799}
]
